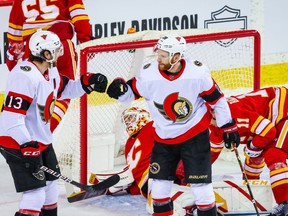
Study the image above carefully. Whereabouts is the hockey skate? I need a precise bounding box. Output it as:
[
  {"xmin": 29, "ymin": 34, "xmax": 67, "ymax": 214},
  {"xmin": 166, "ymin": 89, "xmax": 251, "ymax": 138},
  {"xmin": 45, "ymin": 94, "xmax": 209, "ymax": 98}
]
[
  {"xmin": 186, "ymin": 206, "xmax": 223, "ymax": 216},
  {"xmin": 269, "ymin": 201, "xmax": 288, "ymax": 216}
]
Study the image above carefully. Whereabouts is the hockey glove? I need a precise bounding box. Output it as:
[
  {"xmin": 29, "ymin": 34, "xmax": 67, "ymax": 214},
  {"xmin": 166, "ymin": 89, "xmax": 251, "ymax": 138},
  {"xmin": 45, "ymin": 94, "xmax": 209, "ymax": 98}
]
[
  {"xmin": 221, "ymin": 119, "xmax": 240, "ymax": 149},
  {"xmin": 6, "ymin": 42, "xmax": 25, "ymax": 71},
  {"xmin": 20, "ymin": 141, "xmax": 42, "ymax": 174},
  {"xmin": 244, "ymin": 141, "xmax": 263, "ymax": 158},
  {"xmin": 107, "ymin": 78, "xmax": 128, "ymax": 99},
  {"xmin": 81, "ymin": 73, "xmax": 108, "ymax": 94}
]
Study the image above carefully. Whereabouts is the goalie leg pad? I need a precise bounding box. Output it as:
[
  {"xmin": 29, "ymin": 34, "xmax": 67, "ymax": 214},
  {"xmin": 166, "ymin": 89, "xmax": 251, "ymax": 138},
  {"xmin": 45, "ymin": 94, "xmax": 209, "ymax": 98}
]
[{"xmin": 91, "ymin": 165, "xmax": 134, "ymax": 187}]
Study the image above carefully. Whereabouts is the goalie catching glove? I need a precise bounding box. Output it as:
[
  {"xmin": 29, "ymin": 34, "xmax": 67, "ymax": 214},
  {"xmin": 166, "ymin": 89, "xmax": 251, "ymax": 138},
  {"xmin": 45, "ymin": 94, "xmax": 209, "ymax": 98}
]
[
  {"xmin": 6, "ymin": 42, "xmax": 25, "ymax": 71},
  {"xmin": 81, "ymin": 73, "xmax": 108, "ymax": 94},
  {"xmin": 221, "ymin": 119, "xmax": 240, "ymax": 149},
  {"xmin": 107, "ymin": 78, "xmax": 128, "ymax": 99}
]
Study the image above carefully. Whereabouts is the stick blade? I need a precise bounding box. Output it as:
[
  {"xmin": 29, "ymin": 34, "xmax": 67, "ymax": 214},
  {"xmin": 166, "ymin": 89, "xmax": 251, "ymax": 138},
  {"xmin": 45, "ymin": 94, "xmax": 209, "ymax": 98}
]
[
  {"xmin": 91, "ymin": 174, "xmax": 120, "ymax": 191},
  {"xmin": 67, "ymin": 189, "xmax": 107, "ymax": 203}
]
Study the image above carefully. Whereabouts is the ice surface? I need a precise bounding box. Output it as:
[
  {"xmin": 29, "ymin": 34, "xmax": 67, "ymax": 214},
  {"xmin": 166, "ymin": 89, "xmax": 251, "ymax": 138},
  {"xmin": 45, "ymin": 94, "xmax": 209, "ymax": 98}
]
[{"xmin": 0, "ymin": 150, "xmax": 271, "ymax": 216}]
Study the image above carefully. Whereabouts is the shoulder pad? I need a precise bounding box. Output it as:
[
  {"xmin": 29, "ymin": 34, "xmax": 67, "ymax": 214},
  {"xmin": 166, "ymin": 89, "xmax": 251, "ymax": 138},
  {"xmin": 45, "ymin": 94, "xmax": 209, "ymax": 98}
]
[
  {"xmin": 20, "ymin": 66, "xmax": 32, "ymax": 72},
  {"xmin": 143, "ymin": 63, "xmax": 151, "ymax": 69},
  {"xmin": 194, "ymin": 60, "xmax": 202, "ymax": 67}
]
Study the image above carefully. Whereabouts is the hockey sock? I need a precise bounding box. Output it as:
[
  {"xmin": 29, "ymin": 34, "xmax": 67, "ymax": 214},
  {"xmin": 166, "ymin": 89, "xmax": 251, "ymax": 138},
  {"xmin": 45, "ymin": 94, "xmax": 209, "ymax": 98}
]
[
  {"xmin": 15, "ymin": 209, "xmax": 40, "ymax": 216},
  {"xmin": 152, "ymin": 197, "xmax": 173, "ymax": 216},
  {"xmin": 40, "ymin": 203, "xmax": 57, "ymax": 216},
  {"xmin": 197, "ymin": 205, "xmax": 217, "ymax": 216}
]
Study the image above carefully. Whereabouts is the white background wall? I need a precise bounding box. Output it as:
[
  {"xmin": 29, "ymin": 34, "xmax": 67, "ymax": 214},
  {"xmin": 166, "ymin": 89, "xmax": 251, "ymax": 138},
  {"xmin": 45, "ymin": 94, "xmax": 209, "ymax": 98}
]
[{"xmin": 0, "ymin": 0, "xmax": 288, "ymax": 90}]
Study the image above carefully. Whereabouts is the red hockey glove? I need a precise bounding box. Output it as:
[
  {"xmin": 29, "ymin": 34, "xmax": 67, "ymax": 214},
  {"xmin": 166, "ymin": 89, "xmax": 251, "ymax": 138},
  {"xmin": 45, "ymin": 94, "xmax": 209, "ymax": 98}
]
[
  {"xmin": 81, "ymin": 73, "xmax": 108, "ymax": 94},
  {"xmin": 6, "ymin": 42, "xmax": 25, "ymax": 71},
  {"xmin": 244, "ymin": 141, "xmax": 263, "ymax": 158},
  {"xmin": 221, "ymin": 119, "xmax": 240, "ymax": 149},
  {"xmin": 20, "ymin": 141, "xmax": 43, "ymax": 176},
  {"xmin": 107, "ymin": 78, "xmax": 128, "ymax": 99}
]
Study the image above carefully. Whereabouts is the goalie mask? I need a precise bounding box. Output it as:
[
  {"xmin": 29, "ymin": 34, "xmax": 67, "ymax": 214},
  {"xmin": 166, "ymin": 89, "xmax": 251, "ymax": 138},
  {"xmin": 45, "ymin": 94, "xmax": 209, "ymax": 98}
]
[
  {"xmin": 154, "ymin": 34, "xmax": 186, "ymax": 59},
  {"xmin": 29, "ymin": 29, "xmax": 63, "ymax": 65},
  {"xmin": 121, "ymin": 107, "xmax": 151, "ymax": 137}
]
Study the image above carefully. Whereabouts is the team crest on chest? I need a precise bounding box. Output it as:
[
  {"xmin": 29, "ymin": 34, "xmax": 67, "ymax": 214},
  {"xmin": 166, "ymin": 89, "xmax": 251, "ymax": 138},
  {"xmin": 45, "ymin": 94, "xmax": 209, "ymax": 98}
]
[{"xmin": 154, "ymin": 92, "xmax": 193, "ymax": 122}]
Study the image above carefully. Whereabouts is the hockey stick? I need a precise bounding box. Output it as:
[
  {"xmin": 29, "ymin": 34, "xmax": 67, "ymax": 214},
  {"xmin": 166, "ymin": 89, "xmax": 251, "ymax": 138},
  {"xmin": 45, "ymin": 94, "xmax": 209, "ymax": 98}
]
[
  {"xmin": 67, "ymin": 187, "xmax": 110, "ymax": 203},
  {"xmin": 0, "ymin": 146, "xmax": 120, "ymax": 192},
  {"xmin": 232, "ymin": 143, "xmax": 260, "ymax": 216}
]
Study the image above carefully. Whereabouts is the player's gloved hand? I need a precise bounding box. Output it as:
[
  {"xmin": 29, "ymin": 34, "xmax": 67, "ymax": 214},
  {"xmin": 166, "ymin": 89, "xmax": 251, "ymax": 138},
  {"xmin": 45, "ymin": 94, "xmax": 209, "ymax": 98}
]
[
  {"xmin": 244, "ymin": 141, "xmax": 263, "ymax": 158},
  {"xmin": 221, "ymin": 119, "xmax": 240, "ymax": 149},
  {"xmin": 81, "ymin": 73, "xmax": 108, "ymax": 94},
  {"xmin": 6, "ymin": 42, "xmax": 25, "ymax": 71},
  {"xmin": 107, "ymin": 78, "xmax": 128, "ymax": 99},
  {"xmin": 20, "ymin": 141, "xmax": 42, "ymax": 174}
]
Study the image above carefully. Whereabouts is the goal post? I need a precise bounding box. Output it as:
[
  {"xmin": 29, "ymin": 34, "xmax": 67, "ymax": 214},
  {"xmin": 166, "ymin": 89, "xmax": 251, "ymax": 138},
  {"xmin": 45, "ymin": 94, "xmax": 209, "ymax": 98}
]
[{"xmin": 53, "ymin": 29, "xmax": 261, "ymax": 185}]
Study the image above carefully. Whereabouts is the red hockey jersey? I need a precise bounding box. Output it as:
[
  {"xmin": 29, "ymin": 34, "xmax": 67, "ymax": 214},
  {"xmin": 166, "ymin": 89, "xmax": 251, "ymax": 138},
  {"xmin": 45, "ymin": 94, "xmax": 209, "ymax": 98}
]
[
  {"xmin": 7, "ymin": 0, "xmax": 92, "ymax": 43},
  {"xmin": 210, "ymin": 86, "xmax": 288, "ymax": 149},
  {"xmin": 125, "ymin": 121, "xmax": 155, "ymax": 195}
]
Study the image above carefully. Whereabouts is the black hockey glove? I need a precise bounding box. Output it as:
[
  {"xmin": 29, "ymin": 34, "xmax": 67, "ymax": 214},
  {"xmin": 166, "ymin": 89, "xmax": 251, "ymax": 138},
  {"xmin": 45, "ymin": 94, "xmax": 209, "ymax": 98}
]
[
  {"xmin": 20, "ymin": 141, "xmax": 43, "ymax": 176},
  {"xmin": 221, "ymin": 119, "xmax": 240, "ymax": 149},
  {"xmin": 107, "ymin": 78, "xmax": 128, "ymax": 99},
  {"xmin": 81, "ymin": 73, "xmax": 108, "ymax": 94}
]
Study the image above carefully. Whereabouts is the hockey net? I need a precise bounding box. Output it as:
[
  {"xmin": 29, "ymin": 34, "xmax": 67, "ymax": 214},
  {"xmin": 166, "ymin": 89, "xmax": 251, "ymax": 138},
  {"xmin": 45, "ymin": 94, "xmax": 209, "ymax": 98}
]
[{"xmin": 53, "ymin": 29, "xmax": 260, "ymax": 185}]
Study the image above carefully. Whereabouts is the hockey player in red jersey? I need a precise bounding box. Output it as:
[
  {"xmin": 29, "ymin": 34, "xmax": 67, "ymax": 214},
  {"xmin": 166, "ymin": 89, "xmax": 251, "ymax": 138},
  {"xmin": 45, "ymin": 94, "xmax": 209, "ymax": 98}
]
[
  {"xmin": 0, "ymin": 30, "xmax": 107, "ymax": 216},
  {"xmin": 123, "ymin": 107, "xmax": 155, "ymax": 197},
  {"xmin": 90, "ymin": 107, "xmax": 202, "ymax": 215},
  {"xmin": 209, "ymin": 86, "xmax": 288, "ymax": 216},
  {"xmin": 6, "ymin": 0, "xmax": 93, "ymax": 132},
  {"xmin": 106, "ymin": 34, "xmax": 240, "ymax": 216}
]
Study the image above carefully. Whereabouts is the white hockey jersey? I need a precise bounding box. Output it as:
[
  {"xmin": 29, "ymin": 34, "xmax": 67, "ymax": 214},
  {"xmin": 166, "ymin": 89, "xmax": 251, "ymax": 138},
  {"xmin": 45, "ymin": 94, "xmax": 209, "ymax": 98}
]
[
  {"xmin": 0, "ymin": 60, "xmax": 85, "ymax": 146},
  {"xmin": 119, "ymin": 59, "xmax": 232, "ymax": 144}
]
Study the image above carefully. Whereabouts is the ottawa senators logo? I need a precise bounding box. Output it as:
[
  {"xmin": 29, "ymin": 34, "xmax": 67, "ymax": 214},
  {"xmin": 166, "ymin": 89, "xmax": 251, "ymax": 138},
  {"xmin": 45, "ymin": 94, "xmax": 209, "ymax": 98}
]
[
  {"xmin": 150, "ymin": 162, "xmax": 160, "ymax": 174},
  {"xmin": 154, "ymin": 92, "xmax": 192, "ymax": 122},
  {"xmin": 37, "ymin": 92, "xmax": 55, "ymax": 123}
]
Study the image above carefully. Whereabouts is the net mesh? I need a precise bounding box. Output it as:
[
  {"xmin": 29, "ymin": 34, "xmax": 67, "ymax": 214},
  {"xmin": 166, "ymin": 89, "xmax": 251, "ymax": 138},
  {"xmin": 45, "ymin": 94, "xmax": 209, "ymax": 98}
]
[{"xmin": 53, "ymin": 30, "xmax": 260, "ymax": 183}]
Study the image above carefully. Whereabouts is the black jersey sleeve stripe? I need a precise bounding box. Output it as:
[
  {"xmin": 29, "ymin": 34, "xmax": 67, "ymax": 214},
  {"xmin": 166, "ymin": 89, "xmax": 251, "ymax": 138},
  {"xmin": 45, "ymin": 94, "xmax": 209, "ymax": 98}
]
[
  {"xmin": 200, "ymin": 84, "xmax": 223, "ymax": 104},
  {"xmin": 57, "ymin": 75, "xmax": 69, "ymax": 98},
  {"xmin": 3, "ymin": 91, "xmax": 33, "ymax": 115},
  {"xmin": 127, "ymin": 78, "xmax": 141, "ymax": 99}
]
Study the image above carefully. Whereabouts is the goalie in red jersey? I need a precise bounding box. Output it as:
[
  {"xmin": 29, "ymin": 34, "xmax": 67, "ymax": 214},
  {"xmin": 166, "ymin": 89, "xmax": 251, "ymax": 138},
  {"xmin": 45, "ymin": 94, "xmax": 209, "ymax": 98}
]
[
  {"xmin": 90, "ymin": 107, "xmax": 197, "ymax": 215},
  {"xmin": 6, "ymin": 0, "xmax": 94, "ymax": 133},
  {"xmin": 209, "ymin": 86, "xmax": 288, "ymax": 216}
]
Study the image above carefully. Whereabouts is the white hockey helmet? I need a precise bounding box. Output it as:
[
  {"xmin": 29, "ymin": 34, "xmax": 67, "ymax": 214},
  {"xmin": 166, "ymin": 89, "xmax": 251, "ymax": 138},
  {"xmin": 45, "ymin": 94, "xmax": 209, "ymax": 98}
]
[
  {"xmin": 29, "ymin": 29, "xmax": 63, "ymax": 64},
  {"xmin": 121, "ymin": 107, "xmax": 151, "ymax": 137},
  {"xmin": 154, "ymin": 34, "xmax": 186, "ymax": 58}
]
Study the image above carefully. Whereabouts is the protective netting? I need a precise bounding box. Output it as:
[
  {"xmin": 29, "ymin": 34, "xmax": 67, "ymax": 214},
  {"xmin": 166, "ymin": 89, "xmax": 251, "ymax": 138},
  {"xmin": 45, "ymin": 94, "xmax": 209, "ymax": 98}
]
[{"xmin": 53, "ymin": 30, "xmax": 260, "ymax": 183}]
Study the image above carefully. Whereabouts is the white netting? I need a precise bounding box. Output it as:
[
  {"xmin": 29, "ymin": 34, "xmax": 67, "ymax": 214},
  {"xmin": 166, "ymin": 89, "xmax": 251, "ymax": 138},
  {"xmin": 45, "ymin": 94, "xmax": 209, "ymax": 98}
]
[{"xmin": 53, "ymin": 29, "xmax": 260, "ymax": 183}]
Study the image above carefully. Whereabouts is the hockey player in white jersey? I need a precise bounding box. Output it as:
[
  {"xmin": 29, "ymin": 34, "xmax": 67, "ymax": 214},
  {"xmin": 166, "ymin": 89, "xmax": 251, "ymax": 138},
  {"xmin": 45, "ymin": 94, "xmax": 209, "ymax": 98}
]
[
  {"xmin": 106, "ymin": 34, "xmax": 240, "ymax": 216},
  {"xmin": 0, "ymin": 30, "xmax": 108, "ymax": 216}
]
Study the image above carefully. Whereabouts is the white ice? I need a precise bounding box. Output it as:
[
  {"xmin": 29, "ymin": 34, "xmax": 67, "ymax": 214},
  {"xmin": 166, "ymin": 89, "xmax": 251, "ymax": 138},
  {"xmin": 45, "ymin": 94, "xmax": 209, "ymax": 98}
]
[{"xmin": 0, "ymin": 149, "xmax": 271, "ymax": 216}]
